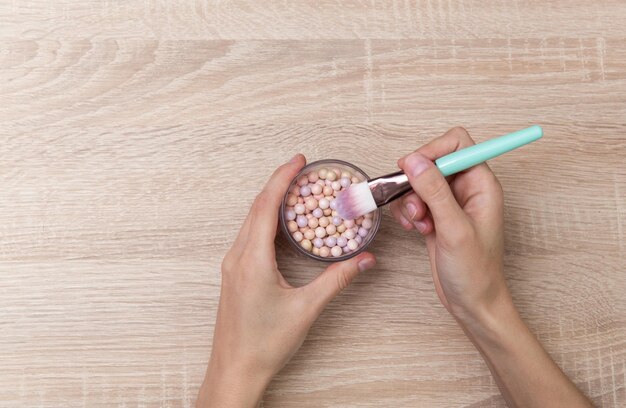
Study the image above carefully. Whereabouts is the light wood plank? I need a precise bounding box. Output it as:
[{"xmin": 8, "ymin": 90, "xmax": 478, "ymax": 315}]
[
  {"xmin": 2, "ymin": 38, "xmax": 626, "ymax": 129},
  {"xmin": 1, "ymin": 1, "xmax": 626, "ymax": 40}
]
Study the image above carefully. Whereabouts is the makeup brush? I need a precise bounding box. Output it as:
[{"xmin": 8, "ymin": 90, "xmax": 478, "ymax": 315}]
[{"xmin": 335, "ymin": 125, "xmax": 543, "ymax": 220}]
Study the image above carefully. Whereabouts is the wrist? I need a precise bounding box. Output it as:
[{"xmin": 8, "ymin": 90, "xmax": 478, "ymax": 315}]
[
  {"xmin": 197, "ymin": 356, "xmax": 273, "ymax": 408},
  {"xmin": 455, "ymin": 294, "xmax": 532, "ymax": 352},
  {"xmin": 454, "ymin": 294, "xmax": 525, "ymax": 349}
]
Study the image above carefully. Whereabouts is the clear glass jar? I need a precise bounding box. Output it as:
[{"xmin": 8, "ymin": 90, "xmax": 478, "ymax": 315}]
[{"xmin": 279, "ymin": 159, "xmax": 382, "ymax": 261}]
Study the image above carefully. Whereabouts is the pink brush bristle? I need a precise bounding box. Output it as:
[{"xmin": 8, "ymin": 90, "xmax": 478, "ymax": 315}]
[{"xmin": 335, "ymin": 182, "xmax": 377, "ymax": 220}]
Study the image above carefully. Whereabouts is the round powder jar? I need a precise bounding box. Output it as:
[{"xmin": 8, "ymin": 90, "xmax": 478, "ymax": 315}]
[{"xmin": 280, "ymin": 159, "xmax": 382, "ymax": 261}]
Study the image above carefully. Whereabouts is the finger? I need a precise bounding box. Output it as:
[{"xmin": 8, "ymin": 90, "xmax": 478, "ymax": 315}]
[
  {"xmin": 233, "ymin": 154, "xmax": 305, "ymax": 256},
  {"xmin": 398, "ymin": 193, "xmax": 428, "ymax": 226},
  {"xmin": 305, "ymin": 252, "xmax": 376, "ymax": 311},
  {"xmin": 232, "ymin": 155, "xmax": 305, "ymax": 254},
  {"xmin": 450, "ymin": 161, "xmax": 502, "ymax": 209},
  {"xmin": 390, "ymin": 200, "xmax": 414, "ymax": 230},
  {"xmin": 400, "ymin": 127, "xmax": 502, "ymax": 221},
  {"xmin": 413, "ymin": 213, "xmax": 434, "ymax": 235},
  {"xmin": 424, "ymin": 234, "xmax": 450, "ymax": 311},
  {"xmin": 230, "ymin": 201, "xmax": 255, "ymax": 256},
  {"xmin": 399, "ymin": 127, "xmax": 493, "ymax": 181},
  {"xmin": 248, "ymin": 154, "xmax": 306, "ymax": 250},
  {"xmin": 400, "ymin": 152, "xmax": 468, "ymax": 236},
  {"xmin": 398, "ymin": 127, "xmax": 475, "ymax": 167}
]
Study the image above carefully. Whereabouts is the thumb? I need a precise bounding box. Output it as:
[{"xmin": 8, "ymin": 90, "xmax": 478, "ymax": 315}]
[
  {"xmin": 305, "ymin": 252, "xmax": 376, "ymax": 310},
  {"xmin": 400, "ymin": 152, "xmax": 467, "ymax": 235}
]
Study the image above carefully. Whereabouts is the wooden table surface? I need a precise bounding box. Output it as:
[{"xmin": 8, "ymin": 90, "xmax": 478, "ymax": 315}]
[{"xmin": 1, "ymin": 1, "xmax": 625, "ymax": 407}]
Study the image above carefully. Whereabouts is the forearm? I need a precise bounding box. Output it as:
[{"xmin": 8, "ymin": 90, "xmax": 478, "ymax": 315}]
[{"xmin": 459, "ymin": 299, "xmax": 593, "ymax": 408}]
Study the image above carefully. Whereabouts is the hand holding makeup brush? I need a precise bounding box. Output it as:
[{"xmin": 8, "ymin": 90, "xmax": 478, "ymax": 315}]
[
  {"xmin": 393, "ymin": 126, "xmax": 507, "ymax": 320},
  {"xmin": 392, "ymin": 127, "xmax": 592, "ymax": 408}
]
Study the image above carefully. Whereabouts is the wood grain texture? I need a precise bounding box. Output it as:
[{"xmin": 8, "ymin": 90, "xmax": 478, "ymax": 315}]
[{"xmin": 0, "ymin": 1, "xmax": 624, "ymax": 407}]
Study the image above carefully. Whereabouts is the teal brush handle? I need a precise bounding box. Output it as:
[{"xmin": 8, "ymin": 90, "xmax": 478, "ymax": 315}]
[{"xmin": 435, "ymin": 125, "xmax": 543, "ymax": 177}]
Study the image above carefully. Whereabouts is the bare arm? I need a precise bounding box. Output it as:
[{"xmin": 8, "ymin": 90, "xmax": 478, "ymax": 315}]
[
  {"xmin": 462, "ymin": 297, "xmax": 592, "ymax": 407},
  {"xmin": 392, "ymin": 127, "xmax": 592, "ymax": 407}
]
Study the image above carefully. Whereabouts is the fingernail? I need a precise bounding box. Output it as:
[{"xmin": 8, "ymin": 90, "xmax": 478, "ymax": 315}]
[
  {"xmin": 358, "ymin": 257, "xmax": 376, "ymax": 272},
  {"xmin": 413, "ymin": 220, "xmax": 427, "ymax": 233},
  {"xmin": 404, "ymin": 153, "xmax": 430, "ymax": 177},
  {"xmin": 400, "ymin": 215, "xmax": 413, "ymax": 230},
  {"xmin": 406, "ymin": 202, "xmax": 417, "ymax": 220},
  {"xmin": 289, "ymin": 154, "xmax": 300, "ymax": 163}
]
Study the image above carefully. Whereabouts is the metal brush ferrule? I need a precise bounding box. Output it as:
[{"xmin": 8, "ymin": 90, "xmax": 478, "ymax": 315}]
[{"xmin": 368, "ymin": 171, "xmax": 411, "ymax": 207}]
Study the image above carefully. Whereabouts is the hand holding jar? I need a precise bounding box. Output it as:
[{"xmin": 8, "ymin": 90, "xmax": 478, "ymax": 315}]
[{"xmin": 196, "ymin": 154, "xmax": 376, "ymax": 407}]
